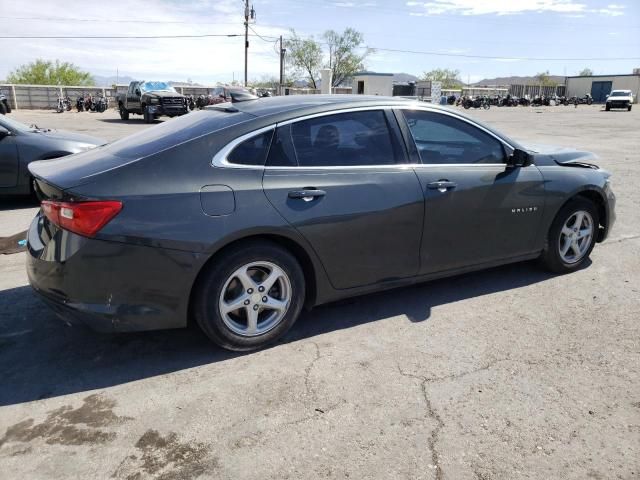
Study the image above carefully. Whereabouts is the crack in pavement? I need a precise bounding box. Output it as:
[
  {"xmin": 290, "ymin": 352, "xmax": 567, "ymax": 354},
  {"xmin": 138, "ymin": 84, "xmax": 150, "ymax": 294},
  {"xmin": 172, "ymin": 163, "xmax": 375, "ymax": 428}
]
[
  {"xmin": 395, "ymin": 356, "xmax": 522, "ymax": 480},
  {"xmin": 303, "ymin": 341, "xmax": 322, "ymax": 403},
  {"xmin": 396, "ymin": 365, "xmax": 445, "ymax": 480}
]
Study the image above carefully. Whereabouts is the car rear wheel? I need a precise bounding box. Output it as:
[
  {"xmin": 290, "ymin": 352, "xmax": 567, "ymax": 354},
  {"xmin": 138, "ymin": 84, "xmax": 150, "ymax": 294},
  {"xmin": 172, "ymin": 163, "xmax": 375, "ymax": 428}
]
[
  {"xmin": 119, "ymin": 104, "xmax": 129, "ymax": 120},
  {"xmin": 539, "ymin": 198, "xmax": 599, "ymax": 273},
  {"xmin": 193, "ymin": 241, "xmax": 305, "ymax": 351}
]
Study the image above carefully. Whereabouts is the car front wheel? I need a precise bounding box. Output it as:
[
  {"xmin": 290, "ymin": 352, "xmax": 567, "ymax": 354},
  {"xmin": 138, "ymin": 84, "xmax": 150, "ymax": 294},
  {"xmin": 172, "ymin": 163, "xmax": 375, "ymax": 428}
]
[
  {"xmin": 540, "ymin": 198, "xmax": 599, "ymax": 273},
  {"xmin": 193, "ymin": 241, "xmax": 305, "ymax": 351}
]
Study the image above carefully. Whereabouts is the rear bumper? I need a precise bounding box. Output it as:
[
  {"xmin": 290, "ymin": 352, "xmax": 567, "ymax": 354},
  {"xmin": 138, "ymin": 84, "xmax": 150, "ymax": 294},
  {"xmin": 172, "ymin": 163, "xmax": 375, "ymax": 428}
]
[{"xmin": 26, "ymin": 213, "xmax": 204, "ymax": 332}]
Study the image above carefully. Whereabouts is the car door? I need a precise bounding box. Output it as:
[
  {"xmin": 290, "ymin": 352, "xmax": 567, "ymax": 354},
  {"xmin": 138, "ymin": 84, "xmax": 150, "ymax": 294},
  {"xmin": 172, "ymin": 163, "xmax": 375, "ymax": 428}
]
[
  {"xmin": 128, "ymin": 82, "xmax": 141, "ymax": 112},
  {"xmin": 0, "ymin": 126, "xmax": 19, "ymax": 188},
  {"xmin": 261, "ymin": 109, "xmax": 424, "ymax": 290},
  {"xmin": 396, "ymin": 108, "xmax": 545, "ymax": 274}
]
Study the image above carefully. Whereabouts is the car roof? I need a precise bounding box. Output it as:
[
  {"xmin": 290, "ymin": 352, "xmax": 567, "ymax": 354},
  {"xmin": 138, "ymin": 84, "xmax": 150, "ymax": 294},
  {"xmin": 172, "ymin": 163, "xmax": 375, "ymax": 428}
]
[{"xmin": 228, "ymin": 94, "xmax": 418, "ymax": 117}]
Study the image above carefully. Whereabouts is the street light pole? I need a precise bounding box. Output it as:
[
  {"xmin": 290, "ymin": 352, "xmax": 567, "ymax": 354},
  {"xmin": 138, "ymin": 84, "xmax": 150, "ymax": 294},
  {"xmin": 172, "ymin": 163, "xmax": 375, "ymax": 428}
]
[{"xmin": 244, "ymin": 0, "xmax": 249, "ymax": 86}]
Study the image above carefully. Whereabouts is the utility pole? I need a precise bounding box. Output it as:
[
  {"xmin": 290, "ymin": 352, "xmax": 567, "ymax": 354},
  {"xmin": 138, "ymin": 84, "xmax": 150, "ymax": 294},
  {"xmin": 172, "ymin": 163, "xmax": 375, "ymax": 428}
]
[
  {"xmin": 279, "ymin": 35, "xmax": 286, "ymax": 96},
  {"xmin": 243, "ymin": 0, "xmax": 255, "ymax": 87}
]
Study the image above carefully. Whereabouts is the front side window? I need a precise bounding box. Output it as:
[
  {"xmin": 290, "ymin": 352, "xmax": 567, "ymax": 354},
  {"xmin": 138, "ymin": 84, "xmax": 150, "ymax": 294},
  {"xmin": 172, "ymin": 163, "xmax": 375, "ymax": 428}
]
[
  {"xmin": 402, "ymin": 110, "xmax": 506, "ymax": 165},
  {"xmin": 290, "ymin": 110, "xmax": 397, "ymax": 167},
  {"xmin": 226, "ymin": 130, "xmax": 274, "ymax": 166}
]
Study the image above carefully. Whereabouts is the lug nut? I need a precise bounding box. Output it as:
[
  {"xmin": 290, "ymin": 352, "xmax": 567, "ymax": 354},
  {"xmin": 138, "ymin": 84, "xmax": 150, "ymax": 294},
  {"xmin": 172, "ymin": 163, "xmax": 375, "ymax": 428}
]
[
  {"xmin": 244, "ymin": 300, "xmax": 250, "ymax": 306},
  {"xmin": 253, "ymin": 305, "xmax": 259, "ymax": 311},
  {"xmin": 258, "ymin": 286, "xmax": 265, "ymax": 292},
  {"xmin": 247, "ymin": 288, "xmax": 254, "ymax": 294},
  {"xmin": 262, "ymin": 296, "xmax": 268, "ymax": 303}
]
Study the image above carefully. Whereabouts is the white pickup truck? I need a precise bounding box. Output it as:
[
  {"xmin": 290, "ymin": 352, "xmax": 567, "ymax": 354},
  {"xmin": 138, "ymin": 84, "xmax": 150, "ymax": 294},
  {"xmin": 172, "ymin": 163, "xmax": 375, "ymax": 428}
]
[{"xmin": 605, "ymin": 90, "xmax": 633, "ymax": 111}]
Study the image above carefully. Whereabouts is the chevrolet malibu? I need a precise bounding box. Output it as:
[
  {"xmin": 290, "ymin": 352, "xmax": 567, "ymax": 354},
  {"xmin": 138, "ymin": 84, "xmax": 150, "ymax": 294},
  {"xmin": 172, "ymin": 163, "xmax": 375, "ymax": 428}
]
[{"xmin": 26, "ymin": 95, "xmax": 616, "ymax": 351}]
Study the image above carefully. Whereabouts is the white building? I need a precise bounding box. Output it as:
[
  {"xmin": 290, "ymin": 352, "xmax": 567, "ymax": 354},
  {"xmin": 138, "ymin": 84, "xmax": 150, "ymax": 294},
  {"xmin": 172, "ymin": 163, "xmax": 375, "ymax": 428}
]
[
  {"xmin": 352, "ymin": 72, "xmax": 394, "ymax": 96},
  {"xmin": 566, "ymin": 72, "xmax": 640, "ymax": 103}
]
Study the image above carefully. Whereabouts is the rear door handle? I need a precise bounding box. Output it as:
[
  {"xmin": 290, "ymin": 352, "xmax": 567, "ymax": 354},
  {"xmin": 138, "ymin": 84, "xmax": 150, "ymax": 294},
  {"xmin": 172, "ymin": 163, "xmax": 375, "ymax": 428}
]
[
  {"xmin": 288, "ymin": 189, "xmax": 326, "ymax": 202},
  {"xmin": 426, "ymin": 180, "xmax": 457, "ymax": 193}
]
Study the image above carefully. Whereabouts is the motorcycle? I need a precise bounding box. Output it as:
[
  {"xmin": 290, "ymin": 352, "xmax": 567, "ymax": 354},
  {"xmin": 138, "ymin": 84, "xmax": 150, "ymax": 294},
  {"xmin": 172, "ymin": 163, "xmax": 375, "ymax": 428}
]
[
  {"xmin": 55, "ymin": 94, "xmax": 72, "ymax": 113},
  {"xmin": 186, "ymin": 95, "xmax": 196, "ymax": 111},
  {"xmin": 446, "ymin": 94, "xmax": 456, "ymax": 105},
  {"xmin": 76, "ymin": 96, "xmax": 85, "ymax": 112},
  {"xmin": 94, "ymin": 93, "xmax": 108, "ymax": 113},
  {"xmin": 0, "ymin": 93, "xmax": 11, "ymax": 114},
  {"xmin": 196, "ymin": 94, "xmax": 208, "ymax": 110}
]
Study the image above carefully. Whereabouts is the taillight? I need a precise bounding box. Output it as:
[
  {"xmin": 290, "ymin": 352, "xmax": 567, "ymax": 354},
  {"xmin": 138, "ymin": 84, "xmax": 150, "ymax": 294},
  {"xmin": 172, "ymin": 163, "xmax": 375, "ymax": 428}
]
[{"xmin": 41, "ymin": 200, "xmax": 122, "ymax": 238}]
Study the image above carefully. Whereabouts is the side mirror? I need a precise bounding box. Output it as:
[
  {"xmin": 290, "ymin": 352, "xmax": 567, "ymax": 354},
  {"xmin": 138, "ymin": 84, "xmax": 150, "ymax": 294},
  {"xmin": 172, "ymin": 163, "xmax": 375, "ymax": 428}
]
[
  {"xmin": 135, "ymin": 89, "xmax": 141, "ymax": 96},
  {"xmin": 507, "ymin": 148, "xmax": 532, "ymax": 168},
  {"xmin": 0, "ymin": 126, "xmax": 11, "ymax": 139}
]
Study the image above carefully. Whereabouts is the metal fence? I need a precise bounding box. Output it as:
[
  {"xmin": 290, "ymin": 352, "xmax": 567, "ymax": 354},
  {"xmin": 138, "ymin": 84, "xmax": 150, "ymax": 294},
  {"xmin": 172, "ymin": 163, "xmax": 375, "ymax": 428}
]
[
  {"xmin": 509, "ymin": 84, "xmax": 566, "ymax": 97},
  {"xmin": 0, "ymin": 83, "xmax": 359, "ymax": 110}
]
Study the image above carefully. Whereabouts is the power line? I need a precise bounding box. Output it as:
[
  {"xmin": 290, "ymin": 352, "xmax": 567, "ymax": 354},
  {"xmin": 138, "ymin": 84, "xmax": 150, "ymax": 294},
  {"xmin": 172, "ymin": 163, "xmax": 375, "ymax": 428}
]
[{"xmin": 0, "ymin": 33, "xmax": 252, "ymax": 39}]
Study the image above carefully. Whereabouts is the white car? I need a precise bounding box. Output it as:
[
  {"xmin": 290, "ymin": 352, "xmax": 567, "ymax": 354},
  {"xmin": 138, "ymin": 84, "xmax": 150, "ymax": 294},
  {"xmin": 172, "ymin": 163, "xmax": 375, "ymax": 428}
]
[{"xmin": 605, "ymin": 90, "xmax": 633, "ymax": 111}]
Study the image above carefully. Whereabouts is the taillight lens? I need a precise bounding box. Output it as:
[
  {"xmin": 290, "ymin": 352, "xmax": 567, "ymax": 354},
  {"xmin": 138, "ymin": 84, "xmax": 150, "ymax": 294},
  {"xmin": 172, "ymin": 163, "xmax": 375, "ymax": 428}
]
[{"xmin": 41, "ymin": 200, "xmax": 122, "ymax": 238}]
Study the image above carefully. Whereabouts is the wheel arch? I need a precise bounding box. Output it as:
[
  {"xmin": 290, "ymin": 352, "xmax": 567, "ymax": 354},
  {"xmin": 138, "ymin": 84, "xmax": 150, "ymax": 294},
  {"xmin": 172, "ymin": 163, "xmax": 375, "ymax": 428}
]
[{"xmin": 187, "ymin": 232, "xmax": 320, "ymax": 325}]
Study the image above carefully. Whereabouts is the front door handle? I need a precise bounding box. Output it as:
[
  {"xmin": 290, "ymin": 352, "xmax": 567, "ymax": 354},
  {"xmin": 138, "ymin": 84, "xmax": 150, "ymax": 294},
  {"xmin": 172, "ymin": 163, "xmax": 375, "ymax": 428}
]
[
  {"xmin": 426, "ymin": 180, "xmax": 457, "ymax": 193},
  {"xmin": 288, "ymin": 189, "xmax": 326, "ymax": 202}
]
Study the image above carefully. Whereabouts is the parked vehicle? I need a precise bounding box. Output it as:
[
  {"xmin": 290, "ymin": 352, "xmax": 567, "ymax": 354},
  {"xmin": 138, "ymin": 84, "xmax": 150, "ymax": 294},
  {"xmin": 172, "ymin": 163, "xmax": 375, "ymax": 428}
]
[
  {"xmin": 94, "ymin": 93, "xmax": 108, "ymax": 113},
  {"xmin": 0, "ymin": 115, "xmax": 104, "ymax": 196},
  {"xmin": 0, "ymin": 93, "xmax": 11, "ymax": 115},
  {"xmin": 116, "ymin": 81, "xmax": 188, "ymax": 123},
  {"xmin": 76, "ymin": 96, "xmax": 85, "ymax": 112},
  {"xmin": 208, "ymin": 86, "xmax": 257, "ymax": 105},
  {"xmin": 605, "ymin": 90, "xmax": 633, "ymax": 111},
  {"xmin": 55, "ymin": 95, "xmax": 72, "ymax": 113},
  {"xmin": 26, "ymin": 95, "xmax": 616, "ymax": 351},
  {"xmin": 463, "ymin": 96, "xmax": 490, "ymax": 109}
]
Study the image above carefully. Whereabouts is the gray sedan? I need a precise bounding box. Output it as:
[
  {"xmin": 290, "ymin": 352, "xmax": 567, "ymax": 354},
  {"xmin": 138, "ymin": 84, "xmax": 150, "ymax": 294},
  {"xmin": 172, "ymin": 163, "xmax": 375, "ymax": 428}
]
[
  {"xmin": 0, "ymin": 115, "xmax": 104, "ymax": 196},
  {"xmin": 26, "ymin": 95, "xmax": 616, "ymax": 351}
]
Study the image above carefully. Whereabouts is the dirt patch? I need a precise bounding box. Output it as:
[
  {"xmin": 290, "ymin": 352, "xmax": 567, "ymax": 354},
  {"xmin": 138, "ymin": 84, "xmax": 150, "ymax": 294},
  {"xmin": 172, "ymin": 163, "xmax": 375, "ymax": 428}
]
[
  {"xmin": 112, "ymin": 429, "xmax": 214, "ymax": 480},
  {"xmin": 0, "ymin": 394, "xmax": 131, "ymax": 447}
]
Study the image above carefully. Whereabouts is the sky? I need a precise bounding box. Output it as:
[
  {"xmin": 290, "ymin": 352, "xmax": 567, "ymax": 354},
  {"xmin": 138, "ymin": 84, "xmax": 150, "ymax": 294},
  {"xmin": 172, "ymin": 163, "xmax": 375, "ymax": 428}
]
[{"xmin": 0, "ymin": 0, "xmax": 639, "ymax": 85}]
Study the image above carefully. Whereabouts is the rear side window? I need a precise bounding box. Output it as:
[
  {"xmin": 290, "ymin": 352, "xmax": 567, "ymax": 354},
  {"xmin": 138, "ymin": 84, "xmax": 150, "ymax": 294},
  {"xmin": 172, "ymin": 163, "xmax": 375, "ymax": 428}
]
[
  {"xmin": 402, "ymin": 110, "xmax": 506, "ymax": 165},
  {"xmin": 290, "ymin": 110, "xmax": 397, "ymax": 167},
  {"xmin": 226, "ymin": 130, "xmax": 274, "ymax": 166}
]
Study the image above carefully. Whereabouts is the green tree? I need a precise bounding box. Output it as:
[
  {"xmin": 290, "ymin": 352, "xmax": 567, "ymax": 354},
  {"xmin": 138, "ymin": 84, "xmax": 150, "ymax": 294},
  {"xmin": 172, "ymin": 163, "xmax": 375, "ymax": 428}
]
[
  {"xmin": 535, "ymin": 70, "xmax": 557, "ymax": 86},
  {"xmin": 420, "ymin": 68, "xmax": 461, "ymax": 89},
  {"xmin": 285, "ymin": 30, "xmax": 323, "ymax": 88},
  {"xmin": 7, "ymin": 59, "xmax": 94, "ymax": 85},
  {"xmin": 323, "ymin": 28, "xmax": 372, "ymax": 87},
  {"xmin": 578, "ymin": 67, "xmax": 593, "ymax": 76}
]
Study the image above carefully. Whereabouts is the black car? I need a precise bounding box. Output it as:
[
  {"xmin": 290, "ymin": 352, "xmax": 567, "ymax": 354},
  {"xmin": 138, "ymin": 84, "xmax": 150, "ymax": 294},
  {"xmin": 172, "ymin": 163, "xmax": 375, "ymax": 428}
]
[
  {"xmin": 0, "ymin": 115, "xmax": 104, "ymax": 196},
  {"xmin": 26, "ymin": 95, "xmax": 616, "ymax": 351},
  {"xmin": 117, "ymin": 81, "xmax": 188, "ymax": 123}
]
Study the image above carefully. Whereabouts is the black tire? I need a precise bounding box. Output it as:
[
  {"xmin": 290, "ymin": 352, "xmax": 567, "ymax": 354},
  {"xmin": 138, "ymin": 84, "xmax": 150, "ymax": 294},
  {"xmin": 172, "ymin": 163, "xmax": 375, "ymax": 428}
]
[
  {"xmin": 605, "ymin": 104, "xmax": 611, "ymax": 111},
  {"xmin": 539, "ymin": 197, "xmax": 599, "ymax": 274},
  {"xmin": 193, "ymin": 240, "xmax": 305, "ymax": 351},
  {"xmin": 0, "ymin": 102, "xmax": 6, "ymax": 115},
  {"xmin": 143, "ymin": 105, "xmax": 152, "ymax": 124},
  {"xmin": 628, "ymin": 105, "xmax": 632, "ymax": 111},
  {"xmin": 119, "ymin": 104, "xmax": 129, "ymax": 120}
]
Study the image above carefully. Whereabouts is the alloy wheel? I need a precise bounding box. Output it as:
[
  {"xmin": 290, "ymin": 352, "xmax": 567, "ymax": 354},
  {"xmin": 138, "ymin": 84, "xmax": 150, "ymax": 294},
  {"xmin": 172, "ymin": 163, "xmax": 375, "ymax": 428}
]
[
  {"xmin": 218, "ymin": 261, "xmax": 292, "ymax": 337},
  {"xmin": 558, "ymin": 210, "xmax": 594, "ymax": 264}
]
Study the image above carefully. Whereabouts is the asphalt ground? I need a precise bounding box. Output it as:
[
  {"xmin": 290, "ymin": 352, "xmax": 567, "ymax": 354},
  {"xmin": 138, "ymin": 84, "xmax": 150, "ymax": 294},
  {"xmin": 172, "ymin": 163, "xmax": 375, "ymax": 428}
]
[{"xmin": 0, "ymin": 104, "xmax": 638, "ymax": 479}]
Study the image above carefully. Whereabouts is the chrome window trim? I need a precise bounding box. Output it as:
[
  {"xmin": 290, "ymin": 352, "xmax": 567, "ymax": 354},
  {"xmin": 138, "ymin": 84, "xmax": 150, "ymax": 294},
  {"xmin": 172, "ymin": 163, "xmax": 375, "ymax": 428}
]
[
  {"xmin": 211, "ymin": 124, "xmax": 276, "ymax": 169},
  {"xmin": 211, "ymin": 103, "xmax": 515, "ymax": 170}
]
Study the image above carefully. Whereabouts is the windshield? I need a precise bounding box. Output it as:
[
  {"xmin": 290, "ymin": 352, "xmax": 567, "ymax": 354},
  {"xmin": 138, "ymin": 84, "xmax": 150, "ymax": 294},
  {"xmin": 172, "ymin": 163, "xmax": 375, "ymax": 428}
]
[
  {"xmin": 610, "ymin": 91, "xmax": 630, "ymax": 97},
  {"xmin": 140, "ymin": 81, "xmax": 176, "ymax": 93}
]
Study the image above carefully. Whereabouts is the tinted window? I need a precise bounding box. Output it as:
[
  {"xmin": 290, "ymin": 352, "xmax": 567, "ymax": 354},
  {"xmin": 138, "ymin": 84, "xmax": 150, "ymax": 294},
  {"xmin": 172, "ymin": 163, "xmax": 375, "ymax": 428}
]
[
  {"xmin": 402, "ymin": 110, "xmax": 506, "ymax": 165},
  {"xmin": 227, "ymin": 130, "xmax": 274, "ymax": 166},
  {"xmin": 266, "ymin": 125, "xmax": 298, "ymax": 167},
  {"xmin": 290, "ymin": 110, "xmax": 396, "ymax": 167}
]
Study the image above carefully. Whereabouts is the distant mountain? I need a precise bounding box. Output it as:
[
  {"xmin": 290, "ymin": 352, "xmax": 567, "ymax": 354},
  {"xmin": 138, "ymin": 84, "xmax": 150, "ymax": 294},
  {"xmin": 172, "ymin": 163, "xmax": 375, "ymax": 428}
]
[
  {"xmin": 473, "ymin": 75, "xmax": 565, "ymax": 86},
  {"xmin": 392, "ymin": 72, "xmax": 419, "ymax": 83}
]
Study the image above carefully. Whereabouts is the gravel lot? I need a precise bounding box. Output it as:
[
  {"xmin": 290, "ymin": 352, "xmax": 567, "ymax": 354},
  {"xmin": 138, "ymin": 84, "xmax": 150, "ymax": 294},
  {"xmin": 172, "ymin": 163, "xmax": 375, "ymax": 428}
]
[{"xmin": 0, "ymin": 105, "xmax": 638, "ymax": 480}]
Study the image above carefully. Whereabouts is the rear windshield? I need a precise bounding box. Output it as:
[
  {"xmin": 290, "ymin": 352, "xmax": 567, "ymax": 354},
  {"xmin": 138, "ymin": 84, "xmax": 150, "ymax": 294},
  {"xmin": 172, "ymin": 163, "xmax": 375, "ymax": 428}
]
[{"xmin": 103, "ymin": 110, "xmax": 253, "ymax": 159}]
